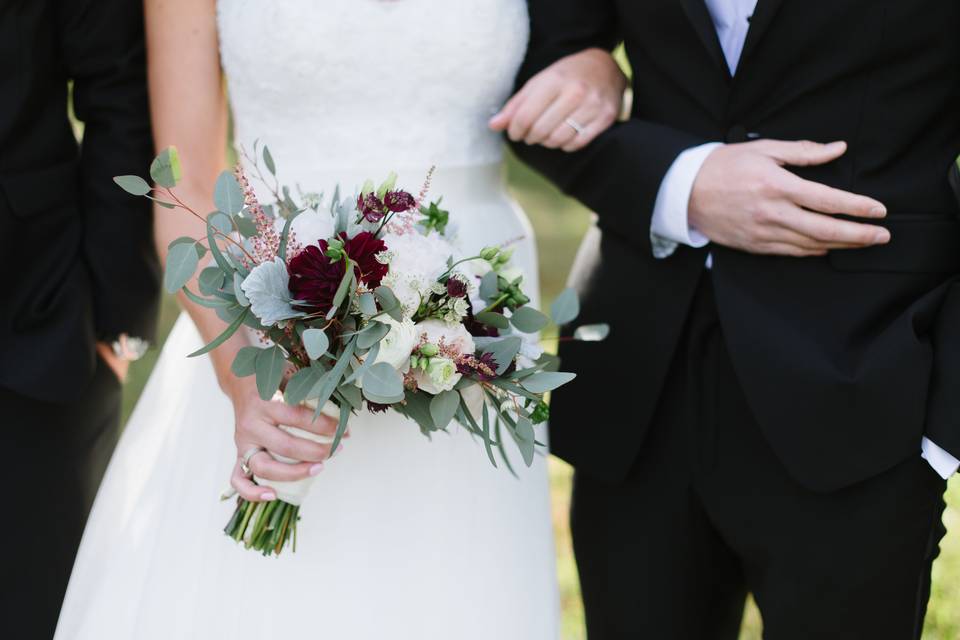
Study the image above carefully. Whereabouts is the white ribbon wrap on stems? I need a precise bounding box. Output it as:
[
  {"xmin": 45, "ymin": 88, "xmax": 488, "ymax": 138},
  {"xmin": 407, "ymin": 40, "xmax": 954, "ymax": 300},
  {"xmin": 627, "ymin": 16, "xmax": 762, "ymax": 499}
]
[{"xmin": 253, "ymin": 394, "xmax": 340, "ymax": 506}]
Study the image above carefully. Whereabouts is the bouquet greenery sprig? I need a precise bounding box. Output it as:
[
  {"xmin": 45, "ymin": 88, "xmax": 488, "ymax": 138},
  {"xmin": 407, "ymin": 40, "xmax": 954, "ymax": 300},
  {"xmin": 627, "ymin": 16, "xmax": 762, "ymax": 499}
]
[{"xmin": 115, "ymin": 145, "xmax": 608, "ymax": 557}]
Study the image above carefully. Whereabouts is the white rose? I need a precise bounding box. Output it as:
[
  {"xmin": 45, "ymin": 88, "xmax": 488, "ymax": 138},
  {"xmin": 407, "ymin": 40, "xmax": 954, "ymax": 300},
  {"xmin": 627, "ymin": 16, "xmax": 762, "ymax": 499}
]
[
  {"xmin": 415, "ymin": 318, "xmax": 475, "ymax": 357},
  {"xmin": 366, "ymin": 316, "xmax": 418, "ymax": 375},
  {"xmin": 415, "ymin": 357, "xmax": 461, "ymax": 394}
]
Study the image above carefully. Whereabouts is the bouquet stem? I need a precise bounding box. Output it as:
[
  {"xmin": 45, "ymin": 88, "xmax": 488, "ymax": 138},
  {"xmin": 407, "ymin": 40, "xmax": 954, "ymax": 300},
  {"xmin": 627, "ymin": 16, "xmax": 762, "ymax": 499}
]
[{"xmin": 225, "ymin": 498, "xmax": 300, "ymax": 557}]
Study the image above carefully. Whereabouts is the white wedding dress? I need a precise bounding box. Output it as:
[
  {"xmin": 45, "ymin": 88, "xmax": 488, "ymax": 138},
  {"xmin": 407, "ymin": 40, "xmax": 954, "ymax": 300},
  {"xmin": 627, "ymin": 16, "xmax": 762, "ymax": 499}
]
[{"xmin": 55, "ymin": 1, "xmax": 559, "ymax": 638}]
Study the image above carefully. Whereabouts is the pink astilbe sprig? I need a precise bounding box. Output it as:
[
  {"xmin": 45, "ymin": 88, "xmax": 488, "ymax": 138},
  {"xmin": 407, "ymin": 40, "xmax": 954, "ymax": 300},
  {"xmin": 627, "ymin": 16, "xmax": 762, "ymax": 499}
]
[
  {"xmin": 386, "ymin": 166, "xmax": 435, "ymax": 235},
  {"xmin": 235, "ymin": 164, "xmax": 281, "ymax": 264}
]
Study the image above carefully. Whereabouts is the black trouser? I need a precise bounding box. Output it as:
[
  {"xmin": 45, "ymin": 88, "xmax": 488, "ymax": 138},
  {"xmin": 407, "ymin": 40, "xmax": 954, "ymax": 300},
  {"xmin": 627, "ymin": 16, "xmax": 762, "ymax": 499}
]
[
  {"xmin": 572, "ymin": 276, "xmax": 949, "ymax": 640},
  {"xmin": 1, "ymin": 356, "xmax": 121, "ymax": 640}
]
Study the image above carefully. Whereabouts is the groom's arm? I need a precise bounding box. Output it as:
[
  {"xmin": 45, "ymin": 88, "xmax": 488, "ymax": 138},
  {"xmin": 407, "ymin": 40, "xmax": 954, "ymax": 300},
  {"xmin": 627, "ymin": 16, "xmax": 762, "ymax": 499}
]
[
  {"xmin": 509, "ymin": 0, "xmax": 706, "ymax": 254},
  {"xmin": 60, "ymin": 0, "xmax": 160, "ymax": 343}
]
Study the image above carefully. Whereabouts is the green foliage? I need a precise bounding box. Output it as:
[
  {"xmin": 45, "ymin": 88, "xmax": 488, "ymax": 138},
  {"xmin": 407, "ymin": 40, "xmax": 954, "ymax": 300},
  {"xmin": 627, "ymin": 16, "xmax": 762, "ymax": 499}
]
[
  {"xmin": 150, "ymin": 147, "xmax": 181, "ymax": 188},
  {"xmin": 510, "ymin": 306, "xmax": 550, "ymax": 333},
  {"xmin": 254, "ymin": 346, "xmax": 286, "ymax": 401},
  {"xmin": 361, "ymin": 362, "xmax": 405, "ymax": 404},
  {"xmin": 419, "ymin": 199, "xmax": 450, "ymax": 235},
  {"xmin": 231, "ymin": 346, "xmax": 260, "ymax": 377},
  {"xmin": 302, "ymin": 328, "xmax": 329, "ymax": 360},
  {"xmin": 522, "ymin": 371, "xmax": 576, "ymax": 394},
  {"xmin": 551, "ymin": 288, "xmax": 580, "ymax": 325},
  {"xmin": 429, "ymin": 390, "xmax": 460, "ymax": 429},
  {"xmin": 164, "ymin": 241, "xmax": 200, "ymax": 293},
  {"xmin": 114, "ymin": 175, "xmax": 151, "ymax": 196}
]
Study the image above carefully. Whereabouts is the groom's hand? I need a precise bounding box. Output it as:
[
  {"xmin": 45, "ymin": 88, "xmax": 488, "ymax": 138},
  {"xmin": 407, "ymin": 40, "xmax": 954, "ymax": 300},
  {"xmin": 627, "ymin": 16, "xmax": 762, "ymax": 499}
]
[{"xmin": 689, "ymin": 140, "xmax": 891, "ymax": 257}]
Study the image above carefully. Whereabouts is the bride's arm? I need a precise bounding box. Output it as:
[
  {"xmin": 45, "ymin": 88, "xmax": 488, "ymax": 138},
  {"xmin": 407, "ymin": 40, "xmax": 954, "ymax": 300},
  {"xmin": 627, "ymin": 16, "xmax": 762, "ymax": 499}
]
[
  {"xmin": 489, "ymin": 48, "xmax": 627, "ymax": 152},
  {"xmin": 146, "ymin": 0, "xmax": 335, "ymax": 500}
]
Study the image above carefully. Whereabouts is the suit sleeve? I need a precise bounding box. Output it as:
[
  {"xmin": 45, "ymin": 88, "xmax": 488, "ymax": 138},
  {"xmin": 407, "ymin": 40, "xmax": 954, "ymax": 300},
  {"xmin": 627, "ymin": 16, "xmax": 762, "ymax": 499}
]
[
  {"xmin": 924, "ymin": 279, "xmax": 960, "ymax": 463},
  {"xmin": 511, "ymin": 0, "xmax": 706, "ymax": 253},
  {"xmin": 60, "ymin": 0, "xmax": 160, "ymax": 342}
]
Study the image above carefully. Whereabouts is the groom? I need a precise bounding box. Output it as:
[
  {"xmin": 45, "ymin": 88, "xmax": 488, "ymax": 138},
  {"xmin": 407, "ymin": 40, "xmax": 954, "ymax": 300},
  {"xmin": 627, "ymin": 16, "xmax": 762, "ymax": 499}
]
[
  {"xmin": 507, "ymin": 0, "xmax": 958, "ymax": 637},
  {"xmin": 0, "ymin": 0, "xmax": 157, "ymax": 637}
]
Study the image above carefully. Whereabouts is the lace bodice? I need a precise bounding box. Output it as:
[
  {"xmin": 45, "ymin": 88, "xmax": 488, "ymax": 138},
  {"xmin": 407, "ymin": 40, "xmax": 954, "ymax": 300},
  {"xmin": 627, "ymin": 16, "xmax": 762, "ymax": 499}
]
[{"xmin": 217, "ymin": 0, "xmax": 529, "ymax": 182}]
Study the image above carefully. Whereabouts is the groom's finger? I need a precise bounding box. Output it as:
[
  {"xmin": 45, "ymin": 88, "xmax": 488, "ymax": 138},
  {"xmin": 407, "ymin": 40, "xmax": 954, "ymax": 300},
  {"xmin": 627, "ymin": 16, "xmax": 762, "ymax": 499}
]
[
  {"xmin": 784, "ymin": 174, "xmax": 887, "ymax": 219},
  {"xmin": 777, "ymin": 205, "xmax": 891, "ymax": 247},
  {"xmin": 759, "ymin": 139, "xmax": 849, "ymax": 167}
]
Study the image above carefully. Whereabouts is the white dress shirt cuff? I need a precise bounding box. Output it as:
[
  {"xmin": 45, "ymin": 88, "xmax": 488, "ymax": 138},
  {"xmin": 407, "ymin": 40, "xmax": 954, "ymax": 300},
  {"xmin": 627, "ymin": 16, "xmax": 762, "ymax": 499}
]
[
  {"xmin": 650, "ymin": 142, "xmax": 721, "ymax": 258},
  {"xmin": 921, "ymin": 436, "xmax": 960, "ymax": 480}
]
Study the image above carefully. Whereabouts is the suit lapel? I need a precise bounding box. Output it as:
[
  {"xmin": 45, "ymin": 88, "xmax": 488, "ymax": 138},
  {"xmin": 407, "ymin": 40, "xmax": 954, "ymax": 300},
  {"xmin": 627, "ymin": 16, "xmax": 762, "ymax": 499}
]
[
  {"xmin": 739, "ymin": 0, "xmax": 785, "ymax": 69},
  {"xmin": 679, "ymin": 0, "xmax": 731, "ymax": 79}
]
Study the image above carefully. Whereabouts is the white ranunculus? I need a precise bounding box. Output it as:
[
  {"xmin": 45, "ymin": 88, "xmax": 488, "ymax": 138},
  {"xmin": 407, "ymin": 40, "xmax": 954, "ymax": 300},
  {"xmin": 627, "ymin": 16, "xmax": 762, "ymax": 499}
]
[
  {"xmin": 274, "ymin": 209, "xmax": 335, "ymax": 248},
  {"xmin": 241, "ymin": 257, "xmax": 305, "ymax": 326},
  {"xmin": 367, "ymin": 316, "xmax": 418, "ymax": 375},
  {"xmin": 415, "ymin": 318, "xmax": 476, "ymax": 357},
  {"xmin": 379, "ymin": 231, "xmax": 457, "ymax": 318},
  {"xmin": 415, "ymin": 357, "xmax": 460, "ymax": 394}
]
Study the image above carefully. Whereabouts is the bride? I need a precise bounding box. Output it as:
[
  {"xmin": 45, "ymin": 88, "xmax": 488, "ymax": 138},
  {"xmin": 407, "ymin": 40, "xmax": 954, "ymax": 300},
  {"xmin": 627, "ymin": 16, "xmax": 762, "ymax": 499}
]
[{"xmin": 54, "ymin": 1, "xmax": 625, "ymax": 638}]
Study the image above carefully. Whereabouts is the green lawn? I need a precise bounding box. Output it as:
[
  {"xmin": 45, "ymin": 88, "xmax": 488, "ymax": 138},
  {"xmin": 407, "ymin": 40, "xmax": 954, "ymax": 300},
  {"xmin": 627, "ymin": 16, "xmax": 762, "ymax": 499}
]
[{"xmin": 124, "ymin": 152, "xmax": 960, "ymax": 639}]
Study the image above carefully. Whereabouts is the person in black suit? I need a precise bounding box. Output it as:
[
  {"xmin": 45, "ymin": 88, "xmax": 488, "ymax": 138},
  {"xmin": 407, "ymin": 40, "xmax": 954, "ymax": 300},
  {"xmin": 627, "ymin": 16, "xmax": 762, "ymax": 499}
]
[
  {"xmin": 493, "ymin": 0, "xmax": 959, "ymax": 637},
  {"xmin": 0, "ymin": 0, "xmax": 157, "ymax": 637}
]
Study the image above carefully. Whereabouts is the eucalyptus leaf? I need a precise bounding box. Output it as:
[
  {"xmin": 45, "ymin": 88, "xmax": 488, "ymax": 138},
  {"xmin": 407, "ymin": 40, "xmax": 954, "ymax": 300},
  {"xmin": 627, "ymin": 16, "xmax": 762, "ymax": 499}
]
[
  {"xmin": 231, "ymin": 346, "xmax": 261, "ymax": 377},
  {"xmin": 573, "ymin": 323, "xmax": 610, "ymax": 342},
  {"xmin": 337, "ymin": 383, "xmax": 362, "ymax": 409},
  {"xmin": 284, "ymin": 366, "xmax": 324, "ymax": 406},
  {"xmin": 208, "ymin": 211, "xmax": 234, "ymax": 235},
  {"xmin": 302, "ymin": 328, "xmax": 329, "ymax": 360},
  {"xmin": 401, "ymin": 393, "xmax": 437, "ymax": 433},
  {"xmin": 188, "ymin": 307, "xmax": 249, "ymax": 358},
  {"xmin": 429, "ymin": 390, "xmax": 460, "ymax": 429},
  {"xmin": 357, "ymin": 321, "xmax": 389, "ymax": 350},
  {"xmin": 233, "ymin": 272, "xmax": 250, "ymax": 307},
  {"xmin": 475, "ymin": 311, "xmax": 510, "ymax": 330},
  {"xmin": 263, "ymin": 146, "xmax": 276, "ymax": 175},
  {"xmin": 361, "ymin": 362, "xmax": 405, "ymax": 401},
  {"xmin": 329, "ymin": 402, "xmax": 352, "ymax": 462},
  {"xmin": 207, "ymin": 220, "xmax": 235, "ymax": 274},
  {"xmin": 214, "ymin": 171, "xmax": 245, "ymax": 215},
  {"xmin": 515, "ymin": 417, "xmax": 536, "ymax": 467},
  {"xmin": 114, "ymin": 175, "xmax": 151, "ymax": 196},
  {"xmin": 480, "ymin": 336, "xmax": 523, "ymax": 375},
  {"xmin": 358, "ymin": 292, "xmax": 378, "ymax": 317},
  {"xmin": 181, "ymin": 285, "xmax": 236, "ymax": 309},
  {"xmin": 234, "ymin": 215, "xmax": 258, "ymax": 238},
  {"xmin": 521, "ymin": 371, "xmax": 576, "ymax": 394},
  {"xmin": 164, "ymin": 241, "xmax": 200, "ymax": 293},
  {"xmin": 510, "ymin": 306, "xmax": 550, "ymax": 333},
  {"xmin": 343, "ymin": 342, "xmax": 379, "ymax": 385},
  {"xmin": 308, "ymin": 338, "xmax": 356, "ymax": 415},
  {"xmin": 374, "ymin": 286, "xmax": 403, "ymax": 321},
  {"xmin": 150, "ymin": 147, "xmax": 182, "ymax": 188},
  {"xmin": 331, "ymin": 261, "xmax": 354, "ymax": 312},
  {"xmin": 550, "ymin": 288, "xmax": 580, "ymax": 325},
  {"xmin": 479, "ymin": 270, "xmax": 499, "ymax": 301},
  {"xmin": 254, "ymin": 346, "xmax": 286, "ymax": 401}
]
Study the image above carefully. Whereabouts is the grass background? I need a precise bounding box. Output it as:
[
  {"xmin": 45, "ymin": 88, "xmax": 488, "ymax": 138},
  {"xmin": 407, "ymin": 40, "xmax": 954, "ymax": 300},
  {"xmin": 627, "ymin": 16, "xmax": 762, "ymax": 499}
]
[{"xmin": 123, "ymin": 153, "xmax": 959, "ymax": 639}]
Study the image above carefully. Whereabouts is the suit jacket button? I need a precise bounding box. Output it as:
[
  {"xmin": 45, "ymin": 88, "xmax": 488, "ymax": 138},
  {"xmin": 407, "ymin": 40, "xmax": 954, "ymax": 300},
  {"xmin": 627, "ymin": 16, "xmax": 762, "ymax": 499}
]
[{"xmin": 726, "ymin": 125, "xmax": 748, "ymax": 143}]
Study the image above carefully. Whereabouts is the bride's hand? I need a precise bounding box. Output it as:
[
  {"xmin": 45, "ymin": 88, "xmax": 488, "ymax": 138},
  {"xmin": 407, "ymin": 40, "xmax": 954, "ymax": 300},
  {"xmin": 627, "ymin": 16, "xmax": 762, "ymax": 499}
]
[
  {"xmin": 227, "ymin": 378, "xmax": 339, "ymax": 502},
  {"xmin": 489, "ymin": 47, "xmax": 626, "ymax": 152}
]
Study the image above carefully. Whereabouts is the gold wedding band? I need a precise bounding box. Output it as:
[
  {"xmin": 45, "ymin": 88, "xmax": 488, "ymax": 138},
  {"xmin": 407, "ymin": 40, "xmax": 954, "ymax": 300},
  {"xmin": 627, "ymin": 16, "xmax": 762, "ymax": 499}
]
[
  {"xmin": 240, "ymin": 446, "xmax": 265, "ymax": 476},
  {"xmin": 565, "ymin": 117, "xmax": 586, "ymax": 135}
]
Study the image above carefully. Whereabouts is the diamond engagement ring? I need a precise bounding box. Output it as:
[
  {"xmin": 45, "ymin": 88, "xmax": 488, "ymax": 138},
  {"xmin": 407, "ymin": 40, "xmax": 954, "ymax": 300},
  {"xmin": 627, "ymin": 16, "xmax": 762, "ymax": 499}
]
[
  {"xmin": 240, "ymin": 446, "xmax": 265, "ymax": 476},
  {"xmin": 565, "ymin": 117, "xmax": 586, "ymax": 135}
]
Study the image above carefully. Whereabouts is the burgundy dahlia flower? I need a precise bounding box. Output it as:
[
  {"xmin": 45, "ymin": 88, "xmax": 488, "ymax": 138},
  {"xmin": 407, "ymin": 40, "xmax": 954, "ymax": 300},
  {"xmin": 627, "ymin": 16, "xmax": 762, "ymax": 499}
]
[{"xmin": 288, "ymin": 231, "xmax": 388, "ymax": 315}]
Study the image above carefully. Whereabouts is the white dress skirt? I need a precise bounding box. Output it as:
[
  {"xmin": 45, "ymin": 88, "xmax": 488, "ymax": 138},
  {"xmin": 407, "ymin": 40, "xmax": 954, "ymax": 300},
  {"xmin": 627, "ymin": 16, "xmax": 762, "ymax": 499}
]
[{"xmin": 55, "ymin": 0, "xmax": 559, "ymax": 638}]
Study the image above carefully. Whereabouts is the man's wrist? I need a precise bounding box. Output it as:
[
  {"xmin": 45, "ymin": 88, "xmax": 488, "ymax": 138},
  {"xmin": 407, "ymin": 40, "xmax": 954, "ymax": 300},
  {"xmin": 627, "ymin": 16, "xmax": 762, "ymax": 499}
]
[{"xmin": 650, "ymin": 142, "xmax": 722, "ymax": 252}]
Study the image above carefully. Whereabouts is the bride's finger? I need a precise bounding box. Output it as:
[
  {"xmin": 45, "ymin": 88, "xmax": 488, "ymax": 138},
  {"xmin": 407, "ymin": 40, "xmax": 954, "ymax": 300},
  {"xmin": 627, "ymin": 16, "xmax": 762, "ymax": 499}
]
[
  {"xmin": 522, "ymin": 86, "xmax": 586, "ymax": 145},
  {"xmin": 268, "ymin": 402, "xmax": 339, "ymax": 437},
  {"xmin": 505, "ymin": 77, "xmax": 563, "ymax": 142},
  {"xmin": 231, "ymin": 461, "xmax": 276, "ymax": 502},
  {"xmin": 260, "ymin": 426, "xmax": 331, "ymax": 463},
  {"xmin": 248, "ymin": 450, "xmax": 323, "ymax": 482}
]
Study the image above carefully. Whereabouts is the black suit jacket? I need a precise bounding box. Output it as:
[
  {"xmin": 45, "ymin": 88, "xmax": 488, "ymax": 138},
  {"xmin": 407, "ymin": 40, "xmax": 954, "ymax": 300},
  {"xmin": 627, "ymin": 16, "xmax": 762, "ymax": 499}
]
[
  {"xmin": 0, "ymin": 0, "xmax": 158, "ymax": 402},
  {"xmin": 514, "ymin": 0, "xmax": 960, "ymax": 491}
]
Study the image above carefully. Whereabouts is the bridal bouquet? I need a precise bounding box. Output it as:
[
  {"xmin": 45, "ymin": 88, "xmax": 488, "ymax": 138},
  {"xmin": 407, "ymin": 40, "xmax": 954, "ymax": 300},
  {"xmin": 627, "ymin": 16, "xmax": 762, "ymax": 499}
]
[{"xmin": 115, "ymin": 146, "xmax": 607, "ymax": 556}]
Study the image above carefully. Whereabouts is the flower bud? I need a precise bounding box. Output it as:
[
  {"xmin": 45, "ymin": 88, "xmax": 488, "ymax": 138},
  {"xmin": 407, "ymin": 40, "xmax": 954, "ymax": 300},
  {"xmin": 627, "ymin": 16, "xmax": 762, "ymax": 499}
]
[
  {"xmin": 419, "ymin": 343, "xmax": 440, "ymax": 358},
  {"xmin": 479, "ymin": 246, "xmax": 499, "ymax": 261}
]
